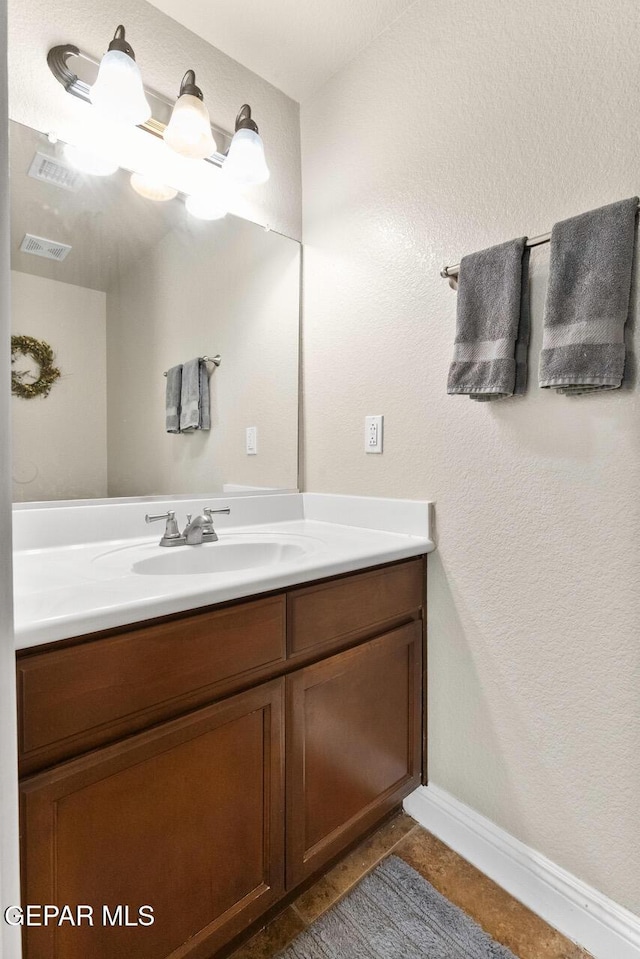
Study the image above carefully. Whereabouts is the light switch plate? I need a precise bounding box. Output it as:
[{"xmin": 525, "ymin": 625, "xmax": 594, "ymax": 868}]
[{"xmin": 246, "ymin": 426, "xmax": 257, "ymax": 455}]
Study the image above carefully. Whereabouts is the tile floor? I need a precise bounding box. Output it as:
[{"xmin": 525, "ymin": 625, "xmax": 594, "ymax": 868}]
[{"xmin": 229, "ymin": 812, "xmax": 593, "ymax": 959}]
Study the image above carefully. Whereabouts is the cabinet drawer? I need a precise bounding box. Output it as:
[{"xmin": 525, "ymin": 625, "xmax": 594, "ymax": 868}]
[
  {"xmin": 18, "ymin": 596, "xmax": 285, "ymax": 774},
  {"xmin": 287, "ymin": 558, "xmax": 424, "ymax": 659}
]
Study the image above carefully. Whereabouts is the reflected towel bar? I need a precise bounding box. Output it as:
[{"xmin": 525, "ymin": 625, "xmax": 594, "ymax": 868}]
[{"xmin": 163, "ymin": 355, "xmax": 221, "ymax": 377}]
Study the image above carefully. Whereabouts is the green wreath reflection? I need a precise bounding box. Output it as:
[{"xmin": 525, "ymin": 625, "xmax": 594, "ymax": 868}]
[{"xmin": 11, "ymin": 335, "xmax": 61, "ymax": 399}]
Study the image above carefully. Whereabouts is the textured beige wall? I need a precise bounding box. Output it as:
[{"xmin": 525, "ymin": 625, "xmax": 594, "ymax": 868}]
[
  {"xmin": 106, "ymin": 217, "xmax": 299, "ymax": 496},
  {"xmin": 11, "ymin": 272, "xmax": 107, "ymax": 502},
  {"xmin": 301, "ymin": 0, "xmax": 640, "ymax": 913},
  {"xmin": 8, "ymin": 0, "xmax": 301, "ymax": 241}
]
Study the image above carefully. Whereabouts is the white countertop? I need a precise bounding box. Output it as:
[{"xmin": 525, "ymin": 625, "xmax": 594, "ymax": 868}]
[{"xmin": 13, "ymin": 493, "xmax": 434, "ymax": 650}]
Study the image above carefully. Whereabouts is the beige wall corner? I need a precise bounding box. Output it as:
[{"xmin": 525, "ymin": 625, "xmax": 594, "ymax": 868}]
[{"xmin": 300, "ymin": 0, "xmax": 640, "ymax": 917}]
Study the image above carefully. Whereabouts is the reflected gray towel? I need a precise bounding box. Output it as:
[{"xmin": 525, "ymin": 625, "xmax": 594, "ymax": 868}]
[
  {"xmin": 179, "ymin": 358, "xmax": 211, "ymax": 431},
  {"xmin": 540, "ymin": 197, "xmax": 638, "ymax": 394},
  {"xmin": 165, "ymin": 364, "xmax": 182, "ymax": 433},
  {"xmin": 447, "ymin": 237, "xmax": 530, "ymax": 400}
]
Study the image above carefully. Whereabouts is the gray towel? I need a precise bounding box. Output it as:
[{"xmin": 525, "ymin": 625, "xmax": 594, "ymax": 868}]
[
  {"xmin": 447, "ymin": 237, "xmax": 530, "ymax": 400},
  {"xmin": 179, "ymin": 358, "xmax": 211, "ymax": 431},
  {"xmin": 165, "ymin": 364, "xmax": 182, "ymax": 433},
  {"xmin": 539, "ymin": 197, "xmax": 638, "ymax": 394}
]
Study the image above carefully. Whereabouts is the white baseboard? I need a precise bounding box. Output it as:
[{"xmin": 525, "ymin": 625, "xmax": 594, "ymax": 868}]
[{"xmin": 403, "ymin": 784, "xmax": 640, "ymax": 959}]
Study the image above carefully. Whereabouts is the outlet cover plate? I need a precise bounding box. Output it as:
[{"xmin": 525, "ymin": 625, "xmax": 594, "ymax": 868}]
[{"xmin": 365, "ymin": 415, "xmax": 383, "ymax": 453}]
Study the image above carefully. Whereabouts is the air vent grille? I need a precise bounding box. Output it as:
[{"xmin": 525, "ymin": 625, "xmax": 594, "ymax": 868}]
[
  {"xmin": 27, "ymin": 152, "xmax": 82, "ymax": 192},
  {"xmin": 19, "ymin": 234, "xmax": 72, "ymax": 262}
]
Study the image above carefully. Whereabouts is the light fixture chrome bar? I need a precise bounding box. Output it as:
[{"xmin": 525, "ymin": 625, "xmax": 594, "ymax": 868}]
[
  {"xmin": 163, "ymin": 355, "xmax": 221, "ymax": 377},
  {"xmin": 47, "ymin": 44, "xmax": 233, "ymax": 165}
]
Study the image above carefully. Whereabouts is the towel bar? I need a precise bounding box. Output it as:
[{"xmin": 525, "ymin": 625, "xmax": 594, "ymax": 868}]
[
  {"xmin": 441, "ymin": 231, "xmax": 551, "ymax": 282},
  {"xmin": 441, "ymin": 199, "xmax": 640, "ymax": 282},
  {"xmin": 163, "ymin": 355, "xmax": 221, "ymax": 377}
]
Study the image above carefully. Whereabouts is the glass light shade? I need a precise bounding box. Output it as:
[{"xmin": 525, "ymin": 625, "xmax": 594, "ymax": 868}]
[
  {"xmin": 130, "ymin": 173, "xmax": 178, "ymax": 202},
  {"xmin": 90, "ymin": 49, "xmax": 151, "ymax": 126},
  {"xmin": 185, "ymin": 192, "xmax": 228, "ymax": 221},
  {"xmin": 164, "ymin": 95, "xmax": 216, "ymax": 160},
  {"xmin": 223, "ymin": 128, "xmax": 269, "ymax": 187},
  {"xmin": 63, "ymin": 142, "xmax": 119, "ymax": 176}
]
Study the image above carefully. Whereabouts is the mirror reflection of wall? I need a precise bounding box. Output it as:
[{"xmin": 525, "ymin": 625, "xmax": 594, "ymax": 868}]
[{"xmin": 10, "ymin": 121, "xmax": 300, "ymax": 502}]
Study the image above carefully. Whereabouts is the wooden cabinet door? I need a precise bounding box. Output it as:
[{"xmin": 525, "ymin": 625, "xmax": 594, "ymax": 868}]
[
  {"xmin": 20, "ymin": 679, "xmax": 285, "ymax": 959},
  {"xmin": 286, "ymin": 622, "xmax": 422, "ymax": 888}
]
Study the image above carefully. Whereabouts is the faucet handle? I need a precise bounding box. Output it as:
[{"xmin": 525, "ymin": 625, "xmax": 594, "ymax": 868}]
[
  {"xmin": 201, "ymin": 507, "xmax": 230, "ymax": 542},
  {"xmin": 145, "ymin": 510, "xmax": 181, "ymax": 540}
]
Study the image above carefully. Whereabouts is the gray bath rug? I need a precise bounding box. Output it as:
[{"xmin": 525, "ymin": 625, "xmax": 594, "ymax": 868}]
[{"xmin": 279, "ymin": 855, "xmax": 518, "ymax": 958}]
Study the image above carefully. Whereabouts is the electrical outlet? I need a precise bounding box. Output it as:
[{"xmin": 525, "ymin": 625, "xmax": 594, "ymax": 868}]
[
  {"xmin": 364, "ymin": 415, "xmax": 383, "ymax": 453},
  {"xmin": 246, "ymin": 426, "xmax": 257, "ymax": 455}
]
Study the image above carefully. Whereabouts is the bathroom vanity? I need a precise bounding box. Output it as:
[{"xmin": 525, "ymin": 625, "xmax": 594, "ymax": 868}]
[
  {"xmin": 13, "ymin": 493, "xmax": 433, "ymax": 959},
  {"xmin": 5, "ymin": 2, "xmax": 439, "ymax": 954}
]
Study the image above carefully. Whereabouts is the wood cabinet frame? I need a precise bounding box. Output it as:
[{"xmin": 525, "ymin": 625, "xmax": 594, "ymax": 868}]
[{"xmin": 17, "ymin": 557, "xmax": 427, "ymax": 959}]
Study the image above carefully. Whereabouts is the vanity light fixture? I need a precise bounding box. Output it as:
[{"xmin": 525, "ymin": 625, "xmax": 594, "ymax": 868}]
[
  {"xmin": 223, "ymin": 105, "xmax": 270, "ymax": 187},
  {"xmin": 90, "ymin": 26, "xmax": 151, "ymax": 126},
  {"xmin": 130, "ymin": 173, "xmax": 178, "ymax": 202},
  {"xmin": 163, "ymin": 71, "xmax": 216, "ymax": 160},
  {"xmin": 46, "ymin": 37, "xmax": 271, "ymax": 215}
]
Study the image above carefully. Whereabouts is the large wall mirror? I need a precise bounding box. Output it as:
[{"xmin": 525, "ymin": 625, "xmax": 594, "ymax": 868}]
[{"xmin": 9, "ymin": 120, "xmax": 300, "ymax": 502}]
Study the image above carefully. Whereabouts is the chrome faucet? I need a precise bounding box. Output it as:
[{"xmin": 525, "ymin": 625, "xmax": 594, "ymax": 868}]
[
  {"xmin": 183, "ymin": 513, "xmax": 211, "ymax": 546},
  {"xmin": 145, "ymin": 507, "xmax": 231, "ymax": 547}
]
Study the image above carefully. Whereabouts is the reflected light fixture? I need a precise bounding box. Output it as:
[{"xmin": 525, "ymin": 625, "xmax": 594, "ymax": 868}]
[
  {"xmin": 63, "ymin": 142, "xmax": 119, "ymax": 176},
  {"xmin": 90, "ymin": 25, "xmax": 151, "ymax": 126},
  {"xmin": 130, "ymin": 173, "xmax": 178, "ymax": 202},
  {"xmin": 185, "ymin": 191, "xmax": 228, "ymax": 221},
  {"xmin": 223, "ymin": 105, "xmax": 270, "ymax": 187},
  {"xmin": 164, "ymin": 71, "xmax": 216, "ymax": 160}
]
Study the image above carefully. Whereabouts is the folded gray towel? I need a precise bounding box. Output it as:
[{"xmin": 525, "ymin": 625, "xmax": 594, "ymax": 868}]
[
  {"xmin": 447, "ymin": 237, "xmax": 530, "ymax": 400},
  {"xmin": 539, "ymin": 197, "xmax": 638, "ymax": 394},
  {"xmin": 165, "ymin": 364, "xmax": 182, "ymax": 433},
  {"xmin": 179, "ymin": 358, "xmax": 211, "ymax": 432}
]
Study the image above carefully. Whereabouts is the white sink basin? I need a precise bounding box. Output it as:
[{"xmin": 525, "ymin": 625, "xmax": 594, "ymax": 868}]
[
  {"xmin": 90, "ymin": 533, "xmax": 317, "ymax": 578},
  {"xmin": 132, "ymin": 541, "xmax": 307, "ymax": 576},
  {"xmin": 13, "ymin": 501, "xmax": 434, "ymax": 649}
]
